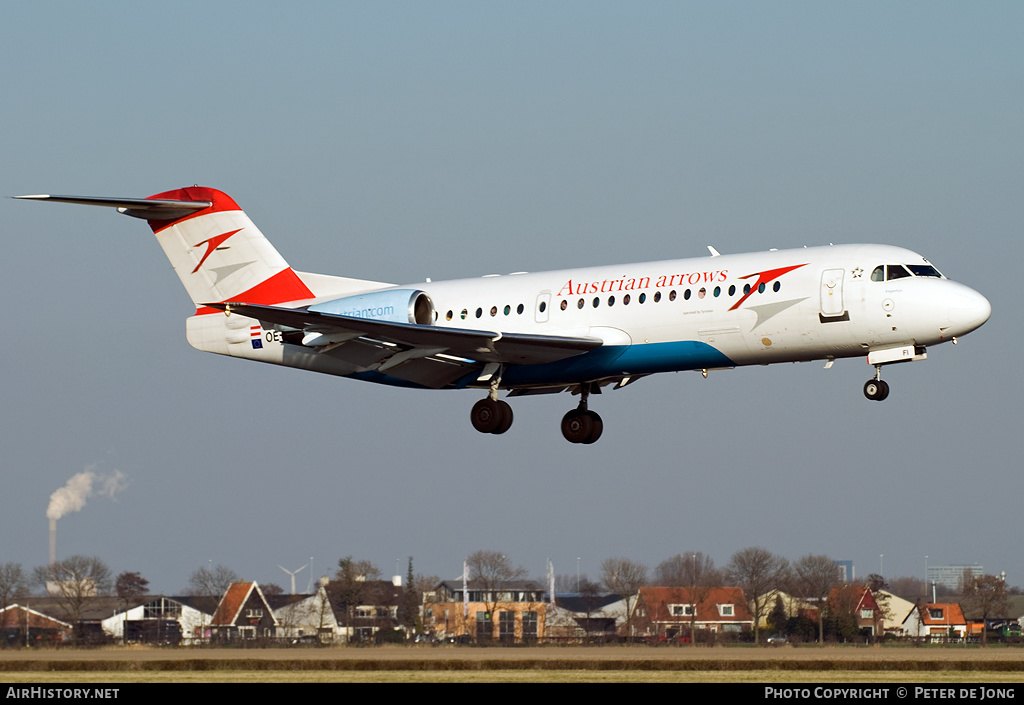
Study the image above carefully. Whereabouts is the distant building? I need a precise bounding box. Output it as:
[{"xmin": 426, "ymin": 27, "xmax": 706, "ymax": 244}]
[
  {"xmin": 927, "ymin": 565, "xmax": 982, "ymax": 591},
  {"xmin": 834, "ymin": 561, "xmax": 855, "ymax": 583}
]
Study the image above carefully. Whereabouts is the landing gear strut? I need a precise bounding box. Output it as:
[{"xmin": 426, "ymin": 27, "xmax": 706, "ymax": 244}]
[
  {"xmin": 561, "ymin": 384, "xmax": 603, "ymax": 444},
  {"xmin": 863, "ymin": 365, "xmax": 890, "ymax": 401},
  {"xmin": 470, "ymin": 366, "xmax": 513, "ymax": 435}
]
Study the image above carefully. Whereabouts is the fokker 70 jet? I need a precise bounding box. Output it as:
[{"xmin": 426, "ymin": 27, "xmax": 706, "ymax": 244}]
[{"xmin": 18, "ymin": 187, "xmax": 991, "ymax": 444}]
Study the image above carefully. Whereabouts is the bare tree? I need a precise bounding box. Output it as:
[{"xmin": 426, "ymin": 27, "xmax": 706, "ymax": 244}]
[
  {"xmin": 551, "ymin": 573, "xmax": 592, "ymax": 593},
  {"xmin": 600, "ymin": 557, "xmax": 647, "ymax": 638},
  {"xmin": 187, "ymin": 564, "xmax": 240, "ymax": 597},
  {"xmin": 413, "ymin": 572, "xmax": 441, "ymax": 637},
  {"xmin": 792, "ymin": 554, "xmax": 841, "ymax": 644},
  {"xmin": 889, "ymin": 575, "xmax": 926, "ymax": 600},
  {"xmin": 0, "ymin": 563, "xmax": 29, "ymax": 615},
  {"xmin": 261, "ymin": 582, "xmax": 285, "ymax": 597},
  {"xmin": 725, "ymin": 547, "xmax": 789, "ymax": 644},
  {"xmin": 186, "ymin": 564, "xmax": 240, "ymax": 614},
  {"xmin": 34, "ymin": 555, "xmax": 112, "ymax": 644},
  {"xmin": 962, "ymin": 574, "xmax": 1010, "ymax": 647},
  {"xmin": 654, "ymin": 555, "xmax": 687, "ymax": 586},
  {"xmin": 465, "ymin": 550, "xmax": 528, "ymax": 641}
]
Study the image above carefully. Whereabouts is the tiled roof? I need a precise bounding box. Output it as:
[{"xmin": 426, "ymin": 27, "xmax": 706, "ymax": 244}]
[
  {"xmin": 210, "ymin": 582, "xmax": 255, "ymax": 626},
  {"xmin": 918, "ymin": 603, "xmax": 966, "ymax": 626},
  {"xmin": 638, "ymin": 587, "xmax": 753, "ymax": 622}
]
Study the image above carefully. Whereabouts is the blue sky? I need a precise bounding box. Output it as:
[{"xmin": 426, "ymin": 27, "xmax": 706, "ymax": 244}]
[{"xmin": 2, "ymin": 2, "xmax": 1021, "ymax": 593}]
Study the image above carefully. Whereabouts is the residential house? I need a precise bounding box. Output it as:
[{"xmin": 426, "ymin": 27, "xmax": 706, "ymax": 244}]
[
  {"xmin": 829, "ymin": 585, "xmax": 885, "ymax": 637},
  {"xmin": 272, "ymin": 584, "xmax": 343, "ymax": 643},
  {"xmin": 752, "ymin": 590, "xmax": 812, "ymax": 630},
  {"xmin": 329, "ymin": 576, "xmax": 405, "ymax": 642},
  {"xmin": 902, "ymin": 602, "xmax": 967, "ymax": 640},
  {"xmin": 209, "ymin": 581, "xmax": 278, "ymax": 642},
  {"xmin": 632, "ymin": 587, "xmax": 754, "ymax": 640},
  {"xmin": 544, "ymin": 593, "xmax": 627, "ymax": 641},
  {"xmin": 874, "ymin": 590, "xmax": 916, "ymax": 636},
  {"xmin": 428, "ymin": 579, "xmax": 546, "ymax": 643}
]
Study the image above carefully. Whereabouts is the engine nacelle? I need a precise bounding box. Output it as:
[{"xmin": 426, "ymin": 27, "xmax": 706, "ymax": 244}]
[{"xmin": 308, "ymin": 289, "xmax": 435, "ymax": 325}]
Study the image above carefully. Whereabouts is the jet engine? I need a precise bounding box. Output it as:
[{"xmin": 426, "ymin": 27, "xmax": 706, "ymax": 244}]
[{"xmin": 308, "ymin": 289, "xmax": 435, "ymax": 325}]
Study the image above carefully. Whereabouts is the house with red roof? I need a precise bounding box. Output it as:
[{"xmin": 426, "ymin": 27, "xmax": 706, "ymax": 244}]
[
  {"xmin": 828, "ymin": 585, "xmax": 885, "ymax": 637},
  {"xmin": 209, "ymin": 581, "xmax": 278, "ymax": 642},
  {"xmin": 0, "ymin": 604, "xmax": 72, "ymax": 646},
  {"xmin": 902, "ymin": 602, "xmax": 967, "ymax": 640},
  {"xmin": 632, "ymin": 587, "xmax": 753, "ymax": 640}
]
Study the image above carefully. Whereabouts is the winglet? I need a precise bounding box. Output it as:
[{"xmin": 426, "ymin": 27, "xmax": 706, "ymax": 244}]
[{"xmin": 707, "ymin": 245, "xmax": 721, "ymax": 257}]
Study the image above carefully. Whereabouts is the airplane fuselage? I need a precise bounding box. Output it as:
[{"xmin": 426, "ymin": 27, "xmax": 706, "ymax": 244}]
[
  {"xmin": 19, "ymin": 187, "xmax": 991, "ymax": 443},
  {"xmin": 195, "ymin": 243, "xmax": 984, "ymax": 391}
]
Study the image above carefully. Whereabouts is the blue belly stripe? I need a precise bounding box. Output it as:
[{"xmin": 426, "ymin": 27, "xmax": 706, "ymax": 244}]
[{"xmin": 347, "ymin": 340, "xmax": 735, "ymax": 390}]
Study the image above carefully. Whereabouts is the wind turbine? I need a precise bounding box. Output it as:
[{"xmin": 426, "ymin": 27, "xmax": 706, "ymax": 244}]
[{"xmin": 278, "ymin": 563, "xmax": 309, "ymax": 595}]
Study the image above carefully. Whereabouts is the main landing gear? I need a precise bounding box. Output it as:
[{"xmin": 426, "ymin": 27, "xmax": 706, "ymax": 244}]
[
  {"xmin": 561, "ymin": 384, "xmax": 603, "ymax": 445},
  {"xmin": 470, "ymin": 397, "xmax": 514, "ymax": 435},
  {"xmin": 469, "ymin": 382, "xmax": 605, "ymax": 444},
  {"xmin": 863, "ymin": 365, "xmax": 890, "ymax": 401}
]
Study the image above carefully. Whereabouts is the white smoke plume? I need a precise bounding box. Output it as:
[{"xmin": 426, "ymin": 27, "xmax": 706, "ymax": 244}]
[{"xmin": 47, "ymin": 465, "xmax": 127, "ymax": 521}]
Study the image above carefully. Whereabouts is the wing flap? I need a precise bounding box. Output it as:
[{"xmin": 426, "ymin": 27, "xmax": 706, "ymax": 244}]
[{"xmin": 206, "ymin": 302, "xmax": 603, "ymax": 366}]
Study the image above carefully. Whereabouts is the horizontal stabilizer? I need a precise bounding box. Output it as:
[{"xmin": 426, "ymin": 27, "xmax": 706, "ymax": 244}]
[
  {"xmin": 206, "ymin": 301, "xmax": 603, "ymax": 366},
  {"xmin": 14, "ymin": 194, "xmax": 211, "ymax": 221}
]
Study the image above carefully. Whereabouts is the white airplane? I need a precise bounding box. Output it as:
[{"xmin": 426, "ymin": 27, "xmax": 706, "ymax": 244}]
[{"xmin": 18, "ymin": 186, "xmax": 990, "ymax": 444}]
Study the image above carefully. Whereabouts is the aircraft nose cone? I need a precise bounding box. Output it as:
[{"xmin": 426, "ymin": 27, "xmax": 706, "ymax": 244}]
[{"xmin": 948, "ymin": 285, "xmax": 991, "ymax": 337}]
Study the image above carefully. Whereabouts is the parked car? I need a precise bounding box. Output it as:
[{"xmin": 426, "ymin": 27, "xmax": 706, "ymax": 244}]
[{"xmin": 766, "ymin": 633, "xmax": 789, "ymax": 645}]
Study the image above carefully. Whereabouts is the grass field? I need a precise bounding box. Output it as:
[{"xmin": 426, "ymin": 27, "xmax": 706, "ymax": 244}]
[{"xmin": 1, "ymin": 646, "xmax": 1022, "ymax": 682}]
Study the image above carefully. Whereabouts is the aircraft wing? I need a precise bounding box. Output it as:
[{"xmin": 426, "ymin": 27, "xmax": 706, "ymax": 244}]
[{"xmin": 206, "ymin": 302, "xmax": 604, "ymax": 387}]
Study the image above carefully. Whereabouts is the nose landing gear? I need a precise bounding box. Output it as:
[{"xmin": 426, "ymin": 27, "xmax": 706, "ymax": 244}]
[{"xmin": 863, "ymin": 365, "xmax": 890, "ymax": 401}]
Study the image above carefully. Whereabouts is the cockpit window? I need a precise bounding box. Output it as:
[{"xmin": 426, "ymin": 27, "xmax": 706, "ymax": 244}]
[
  {"xmin": 906, "ymin": 264, "xmax": 942, "ymax": 278},
  {"xmin": 886, "ymin": 264, "xmax": 912, "ymax": 280},
  {"xmin": 871, "ymin": 266, "xmax": 885, "ymax": 282}
]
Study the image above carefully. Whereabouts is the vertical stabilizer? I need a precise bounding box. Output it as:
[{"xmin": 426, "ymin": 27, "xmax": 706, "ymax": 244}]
[{"xmin": 144, "ymin": 187, "xmax": 314, "ymax": 313}]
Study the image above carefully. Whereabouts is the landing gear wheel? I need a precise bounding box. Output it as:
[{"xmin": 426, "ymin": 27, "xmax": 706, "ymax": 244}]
[
  {"xmin": 561, "ymin": 409, "xmax": 593, "ymax": 444},
  {"xmin": 863, "ymin": 379, "xmax": 890, "ymax": 401},
  {"xmin": 561, "ymin": 409, "xmax": 603, "ymax": 444},
  {"xmin": 471, "ymin": 398, "xmax": 503, "ymax": 433},
  {"xmin": 471, "ymin": 398, "xmax": 514, "ymax": 434},
  {"xmin": 581, "ymin": 411, "xmax": 603, "ymax": 444},
  {"xmin": 492, "ymin": 400, "xmax": 513, "ymax": 435}
]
